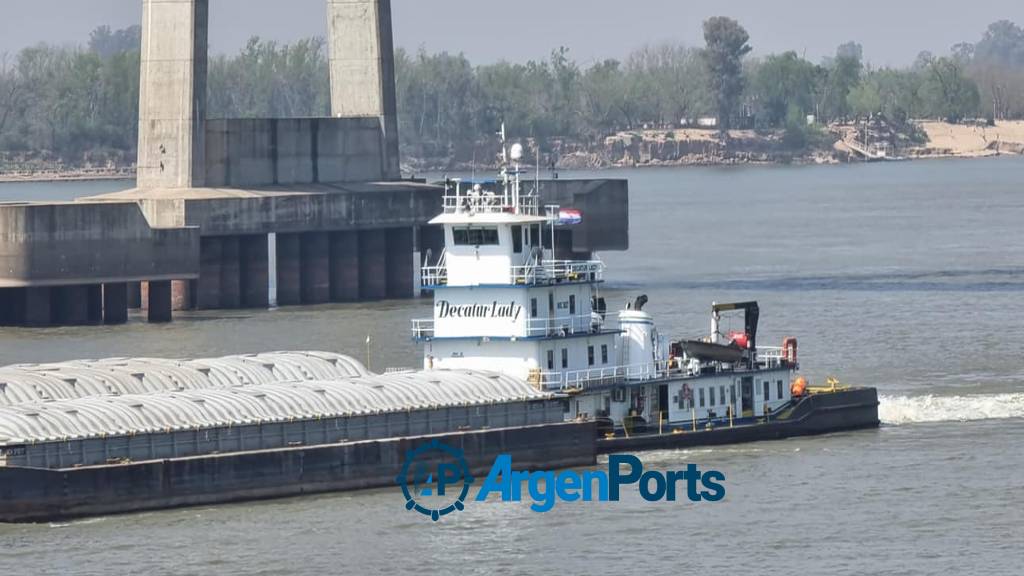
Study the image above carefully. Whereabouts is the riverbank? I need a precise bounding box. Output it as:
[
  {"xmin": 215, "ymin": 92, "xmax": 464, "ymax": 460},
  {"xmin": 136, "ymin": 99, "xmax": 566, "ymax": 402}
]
[{"xmin": 4, "ymin": 121, "xmax": 1024, "ymax": 182}]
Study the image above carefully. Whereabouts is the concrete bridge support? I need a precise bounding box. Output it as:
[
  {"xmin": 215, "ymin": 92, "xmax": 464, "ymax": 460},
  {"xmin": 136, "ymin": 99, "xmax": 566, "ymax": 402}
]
[
  {"xmin": 386, "ymin": 228, "xmax": 414, "ymax": 299},
  {"xmin": 240, "ymin": 235, "xmax": 270, "ymax": 308},
  {"xmin": 103, "ymin": 283, "xmax": 129, "ymax": 325},
  {"xmin": 300, "ymin": 232, "xmax": 331, "ymax": 304},
  {"xmin": 276, "ymin": 234, "xmax": 302, "ymax": 306},
  {"xmin": 329, "ymin": 231, "xmax": 360, "ymax": 302},
  {"xmin": 24, "ymin": 288, "xmax": 52, "ymax": 327},
  {"xmin": 358, "ymin": 230, "xmax": 388, "ymax": 300},
  {"xmin": 137, "ymin": 0, "xmax": 208, "ymax": 189},
  {"xmin": 147, "ymin": 281, "xmax": 173, "ymax": 324}
]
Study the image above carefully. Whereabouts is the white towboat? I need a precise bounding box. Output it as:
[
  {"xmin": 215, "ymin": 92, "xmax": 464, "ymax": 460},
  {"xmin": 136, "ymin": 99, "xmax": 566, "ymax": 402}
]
[{"xmin": 415, "ymin": 126, "xmax": 805, "ymax": 435}]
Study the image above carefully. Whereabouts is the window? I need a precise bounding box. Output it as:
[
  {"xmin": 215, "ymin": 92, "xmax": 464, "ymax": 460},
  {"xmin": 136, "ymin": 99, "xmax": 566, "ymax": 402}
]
[
  {"xmin": 601, "ymin": 345, "xmax": 609, "ymax": 364},
  {"xmin": 569, "ymin": 295, "xmax": 576, "ymax": 315},
  {"xmin": 530, "ymin": 298, "xmax": 538, "ymax": 318},
  {"xmin": 778, "ymin": 380, "xmax": 784, "ymax": 399},
  {"xmin": 452, "ymin": 227, "xmax": 499, "ymax": 246},
  {"xmin": 588, "ymin": 346, "xmax": 595, "ymax": 366},
  {"xmin": 512, "ymin": 226, "xmax": 523, "ymax": 253},
  {"xmin": 699, "ymin": 387, "xmax": 706, "ymax": 408},
  {"xmin": 547, "ymin": 350, "xmax": 554, "ymax": 370},
  {"xmin": 764, "ymin": 381, "xmax": 771, "ymax": 400},
  {"xmin": 561, "ymin": 349, "xmax": 568, "ymax": 369},
  {"xmin": 709, "ymin": 386, "xmax": 716, "ymax": 406}
]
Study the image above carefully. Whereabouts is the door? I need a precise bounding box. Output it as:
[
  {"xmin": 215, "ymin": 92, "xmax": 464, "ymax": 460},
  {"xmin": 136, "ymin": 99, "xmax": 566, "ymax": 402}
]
[
  {"xmin": 658, "ymin": 384, "xmax": 669, "ymax": 425},
  {"xmin": 741, "ymin": 377, "xmax": 754, "ymax": 417}
]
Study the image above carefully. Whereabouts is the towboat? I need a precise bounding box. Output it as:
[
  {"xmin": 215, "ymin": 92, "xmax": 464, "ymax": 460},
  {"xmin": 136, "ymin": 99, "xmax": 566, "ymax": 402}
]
[{"xmin": 415, "ymin": 126, "xmax": 879, "ymax": 449}]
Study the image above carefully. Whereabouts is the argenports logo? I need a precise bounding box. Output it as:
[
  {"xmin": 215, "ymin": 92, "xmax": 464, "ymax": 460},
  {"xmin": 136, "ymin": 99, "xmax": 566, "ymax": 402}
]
[{"xmin": 396, "ymin": 441, "xmax": 726, "ymax": 521}]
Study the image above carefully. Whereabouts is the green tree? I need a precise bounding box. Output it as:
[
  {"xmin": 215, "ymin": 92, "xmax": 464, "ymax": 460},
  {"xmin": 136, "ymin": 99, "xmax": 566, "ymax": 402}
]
[
  {"xmin": 825, "ymin": 41, "xmax": 863, "ymax": 121},
  {"xmin": 847, "ymin": 78, "xmax": 882, "ymax": 118},
  {"xmin": 921, "ymin": 56, "xmax": 981, "ymax": 122},
  {"xmin": 701, "ymin": 17, "xmax": 752, "ymax": 130},
  {"xmin": 751, "ymin": 51, "xmax": 819, "ymax": 127}
]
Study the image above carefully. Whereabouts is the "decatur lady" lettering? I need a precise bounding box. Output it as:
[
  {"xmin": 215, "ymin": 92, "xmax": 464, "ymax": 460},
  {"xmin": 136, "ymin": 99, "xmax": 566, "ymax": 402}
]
[{"xmin": 436, "ymin": 300, "xmax": 522, "ymax": 322}]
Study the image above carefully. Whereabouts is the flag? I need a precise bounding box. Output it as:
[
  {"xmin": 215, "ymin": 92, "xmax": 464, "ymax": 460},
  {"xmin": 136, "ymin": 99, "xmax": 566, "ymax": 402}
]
[{"xmin": 557, "ymin": 209, "xmax": 583, "ymax": 226}]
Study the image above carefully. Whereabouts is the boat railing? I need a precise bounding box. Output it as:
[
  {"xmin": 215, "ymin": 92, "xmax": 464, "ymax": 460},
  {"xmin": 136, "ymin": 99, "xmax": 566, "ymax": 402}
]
[
  {"xmin": 442, "ymin": 190, "xmax": 540, "ymax": 216},
  {"xmin": 421, "ymin": 259, "xmax": 604, "ymax": 288},
  {"xmin": 538, "ymin": 360, "xmax": 675, "ymax": 392},
  {"xmin": 525, "ymin": 314, "xmax": 595, "ymax": 337},
  {"xmin": 756, "ymin": 346, "xmax": 785, "ymax": 369},
  {"xmin": 510, "ymin": 260, "xmax": 605, "ymax": 285},
  {"xmin": 411, "ymin": 319, "xmax": 435, "ymax": 339},
  {"xmin": 421, "ymin": 249, "xmax": 448, "ymax": 287}
]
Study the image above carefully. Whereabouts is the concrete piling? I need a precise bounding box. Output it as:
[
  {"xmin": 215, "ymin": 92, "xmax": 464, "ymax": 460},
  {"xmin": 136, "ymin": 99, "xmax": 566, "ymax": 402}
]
[
  {"xmin": 240, "ymin": 234, "xmax": 270, "ymax": 308},
  {"xmin": 300, "ymin": 232, "xmax": 331, "ymax": 304},
  {"xmin": 329, "ymin": 231, "xmax": 360, "ymax": 302},
  {"xmin": 147, "ymin": 281, "xmax": 173, "ymax": 324},
  {"xmin": 358, "ymin": 229, "xmax": 388, "ymax": 300},
  {"xmin": 276, "ymin": 234, "xmax": 302, "ymax": 306},
  {"xmin": 103, "ymin": 283, "xmax": 129, "ymax": 325}
]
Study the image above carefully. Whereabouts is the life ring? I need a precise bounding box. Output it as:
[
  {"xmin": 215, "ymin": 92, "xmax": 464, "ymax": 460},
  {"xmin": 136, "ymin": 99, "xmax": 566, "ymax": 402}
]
[{"xmin": 783, "ymin": 337, "xmax": 798, "ymax": 365}]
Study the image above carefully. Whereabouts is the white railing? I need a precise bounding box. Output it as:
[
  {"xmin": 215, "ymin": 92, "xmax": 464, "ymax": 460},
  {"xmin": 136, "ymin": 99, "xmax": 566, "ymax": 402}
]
[
  {"xmin": 525, "ymin": 315, "xmax": 595, "ymax": 337},
  {"xmin": 537, "ymin": 360, "xmax": 675, "ymax": 392},
  {"xmin": 420, "ymin": 259, "xmax": 604, "ymax": 288},
  {"xmin": 421, "ymin": 249, "xmax": 448, "ymax": 286},
  {"xmin": 510, "ymin": 260, "xmax": 605, "ymax": 285},
  {"xmin": 443, "ymin": 190, "xmax": 540, "ymax": 216},
  {"xmin": 756, "ymin": 346, "xmax": 785, "ymax": 369},
  {"xmin": 411, "ymin": 319, "xmax": 435, "ymax": 339}
]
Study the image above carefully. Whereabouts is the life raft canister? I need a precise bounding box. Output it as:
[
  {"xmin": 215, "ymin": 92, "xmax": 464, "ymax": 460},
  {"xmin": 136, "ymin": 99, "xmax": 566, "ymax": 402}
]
[
  {"xmin": 791, "ymin": 376, "xmax": 808, "ymax": 397},
  {"xmin": 782, "ymin": 337, "xmax": 798, "ymax": 365},
  {"xmin": 729, "ymin": 331, "xmax": 750, "ymax": 349}
]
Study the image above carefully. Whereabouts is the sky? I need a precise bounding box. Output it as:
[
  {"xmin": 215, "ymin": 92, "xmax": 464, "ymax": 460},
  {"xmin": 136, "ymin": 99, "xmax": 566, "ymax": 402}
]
[{"xmin": 1, "ymin": 0, "xmax": 1021, "ymax": 67}]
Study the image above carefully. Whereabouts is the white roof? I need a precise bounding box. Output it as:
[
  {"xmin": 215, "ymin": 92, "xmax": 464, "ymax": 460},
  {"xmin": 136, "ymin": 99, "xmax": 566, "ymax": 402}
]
[
  {"xmin": 0, "ymin": 352, "xmax": 368, "ymax": 407},
  {"xmin": 0, "ymin": 370, "xmax": 552, "ymax": 444}
]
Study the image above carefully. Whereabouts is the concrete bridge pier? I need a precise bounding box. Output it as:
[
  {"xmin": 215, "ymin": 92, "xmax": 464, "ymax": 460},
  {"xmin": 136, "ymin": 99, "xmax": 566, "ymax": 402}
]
[
  {"xmin": 386, "ymin": 228, "xmax": 414, "ymax": 299},
  {"xmin": 276, "ymin": 234, "xmax": 302, "ymax": 306},
  {"xmin": 329, "ymin": 231, "xmax": 360, "ymax": 302},
  {"xmin": 103, "ymin": 283, "xmax": 129, "ymax": 325},
  {"xmin": 358, "ymin": 230, "xmax": 388, "ymax": 300},
  {"xmin": 146, "ymin": 281, "xmax": 173, "ymax": 324},
  {"xmin": 300, "ymin": 232, "xmax": 331, "ymax": 304},
  {"xmin": 240, "ymin": 235, "xmax": 270, "ymax": 308},
  {"xmin": 23, "ymin": 288, "xmax": 53, "ymax": 327}
]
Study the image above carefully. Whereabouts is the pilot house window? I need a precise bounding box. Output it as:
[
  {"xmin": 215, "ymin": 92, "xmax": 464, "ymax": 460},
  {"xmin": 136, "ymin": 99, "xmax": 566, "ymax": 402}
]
[{"xmin": 453, "ymin": 227, "xmax": 500, "ymax": 246}]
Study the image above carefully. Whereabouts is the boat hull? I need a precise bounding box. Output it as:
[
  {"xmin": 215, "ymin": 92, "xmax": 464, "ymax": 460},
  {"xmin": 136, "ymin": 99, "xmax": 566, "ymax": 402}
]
[{"xmin": 597, "ymin": 387, "xmax": 880, "ymax": 453}]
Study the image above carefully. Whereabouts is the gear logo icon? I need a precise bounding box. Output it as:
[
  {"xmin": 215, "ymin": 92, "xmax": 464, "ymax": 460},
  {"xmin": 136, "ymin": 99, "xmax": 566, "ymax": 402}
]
[{"xmin": 396, "ymin": 440, "xmax": 474, "ymax": 521}]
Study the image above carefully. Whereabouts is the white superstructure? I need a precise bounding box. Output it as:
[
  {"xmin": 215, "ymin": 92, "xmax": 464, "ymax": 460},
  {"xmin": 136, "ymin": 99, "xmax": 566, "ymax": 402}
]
[{"xmin": 416, "ymin": 126, "xmax": 799, "ymax": 432}]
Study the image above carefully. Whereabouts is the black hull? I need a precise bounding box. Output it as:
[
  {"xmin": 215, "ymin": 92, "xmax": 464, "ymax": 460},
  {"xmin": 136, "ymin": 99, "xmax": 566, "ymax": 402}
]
[
  {"xmin": 0, "ymin": 388, "xmax": 879, "ymax": 523},
  {"xmin": 0, "ymin": 422, "xmax": 596, "ymax": 524},
  {"xmin": 597, "ymin": 388, "xmax": 880, "ymax": 453}
]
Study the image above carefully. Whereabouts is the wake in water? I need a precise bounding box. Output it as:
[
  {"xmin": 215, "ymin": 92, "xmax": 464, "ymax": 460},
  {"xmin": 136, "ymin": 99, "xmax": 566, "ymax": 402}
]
[{"xmin": 879, "ymin": 393, "xmax": 1024, "ymax": 425}]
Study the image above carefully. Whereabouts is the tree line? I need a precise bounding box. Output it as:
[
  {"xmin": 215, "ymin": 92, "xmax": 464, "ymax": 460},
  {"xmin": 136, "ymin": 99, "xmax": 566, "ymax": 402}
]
[{"xmin": 1, "ymin": 19, "xmax": 1023, "ymax": 165}]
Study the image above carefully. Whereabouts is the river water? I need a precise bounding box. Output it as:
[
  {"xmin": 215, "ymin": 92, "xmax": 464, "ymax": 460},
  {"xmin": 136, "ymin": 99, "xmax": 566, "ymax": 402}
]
[{"xmin": 1, "ymin": 158, "xmax": 1022, "ymax": 575}]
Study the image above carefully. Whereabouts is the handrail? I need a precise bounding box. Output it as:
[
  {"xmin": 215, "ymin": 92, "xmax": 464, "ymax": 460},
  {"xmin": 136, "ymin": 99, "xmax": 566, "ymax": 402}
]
[{"xmin": 420, "ymin": 258, "xmax": 604, "ymax": 288}]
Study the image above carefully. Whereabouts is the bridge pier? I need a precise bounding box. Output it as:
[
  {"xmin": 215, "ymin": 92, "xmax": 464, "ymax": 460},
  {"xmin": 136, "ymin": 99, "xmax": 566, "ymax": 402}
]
[
  {"xmin": 358, "ymin": 230, "xmax": 388, "ymax": 300},
  {"xmin": 329, "ymin": 231, "xmax": 360, "ymax": 302},
  {"xmin": 103, "ymin": 283, "xmax": 129, "ymax": 325},
  {"xmin": 300, "ymin": 232, "xmax": 331, "ymax": 304}
]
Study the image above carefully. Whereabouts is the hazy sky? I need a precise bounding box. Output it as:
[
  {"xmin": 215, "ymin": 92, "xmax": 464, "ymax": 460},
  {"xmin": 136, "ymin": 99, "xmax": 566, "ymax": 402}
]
[{"xmin": 1, "ymin": 0, "xmax": 1021, "ymax": 66}]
